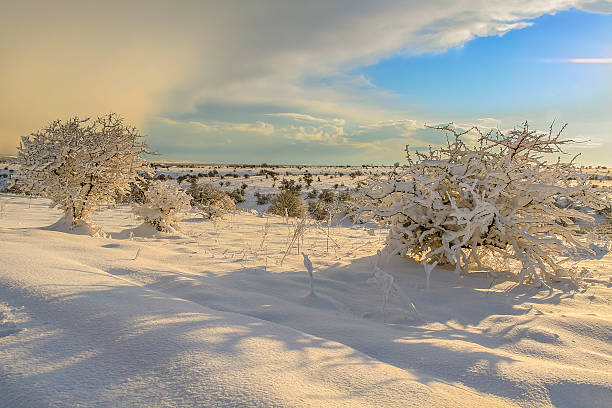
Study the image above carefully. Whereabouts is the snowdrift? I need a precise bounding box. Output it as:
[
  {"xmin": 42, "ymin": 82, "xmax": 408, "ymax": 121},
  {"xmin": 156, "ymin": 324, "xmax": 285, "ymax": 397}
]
[{"xmin": 1, "ymin": 195, "xmax": 611, "ymax": 407}]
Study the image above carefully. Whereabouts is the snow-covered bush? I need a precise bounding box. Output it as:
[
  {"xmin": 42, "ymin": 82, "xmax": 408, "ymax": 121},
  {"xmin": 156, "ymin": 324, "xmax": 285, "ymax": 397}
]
[
  {"xmin": 268, "ymin": 190, "xmax": 307, "ymax": 217},
  {"xmin": 18, "ymin": 114, "xmax": 150, "ymax": 231},
  {"xmin": 133, "ymin": 180, "xmax": 191, "ymax": 232},
  {"xmin": 361, "ymin": 122, "xmax": 610, "ymax": 286},
  {"xmin": 188, "ymin": 182, "xmax": 235, "ymax": 219}
]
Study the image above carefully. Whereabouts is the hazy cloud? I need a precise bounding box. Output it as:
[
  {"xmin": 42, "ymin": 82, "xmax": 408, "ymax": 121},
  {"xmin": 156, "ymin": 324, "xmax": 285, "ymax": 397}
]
[{"xmin": 2, "ymin": 0, "xmax": 611, "ymax": 157}]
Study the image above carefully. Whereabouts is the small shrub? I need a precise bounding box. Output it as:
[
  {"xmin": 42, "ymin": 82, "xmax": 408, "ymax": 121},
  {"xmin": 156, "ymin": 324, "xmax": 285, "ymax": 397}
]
[
  {"xmin": 309, "ymin": 190, "xmax": 354, "ymax": 221},
  {"xmin": 308, "ymin": 200, "xmax": 329, "ymax": 221},
  {"xmin": 303, "ymin": 173, "xmax": 314, "ymax": 187},
  {"xmin": 280, "ymin": 179, "xmax": 302, "ymax": 194},
  {"xmin": 189, "ymin": 183, "xmax": 235, "ymax": 218},
  {"xmin": 117, "ymin": 181, "xmax": 149, "ymax": 204},
  {"xmin": 306, "ymin": 189, "xmax": 318, "ymax": 199},
  {"xmin": 268, "ymin": 190, "xmax": 306, "ymax": 217},
  {"xmin": 337, "ymin": 191, "xmax": 352, "ymax": 202},
  {"xmin": 255, "ymin": 191, "xmax": 271, "ymax": 205},
  {"xmin": 228, "ymin": 188, "xmax": 246, "ymax": 204},
  {"xmin": 133, "ymin": 180, "xmax": 191, "ymax": 232}
]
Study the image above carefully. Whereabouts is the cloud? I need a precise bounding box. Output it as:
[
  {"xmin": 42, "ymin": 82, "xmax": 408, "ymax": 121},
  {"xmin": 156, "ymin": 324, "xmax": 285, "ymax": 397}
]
[
  {"xmin": 542, "ymin": 58, "xmax": 612, "ymax": 63},
  {"xmin": 181, "ymin": 119, "xmax": 276, "ymax": 136},
  {"xmin": 2, "ymin": 1, "xmax": 611, "ymax": 155},
  {"xmin": 569, "ymin": 136, "xmax": 604, "ymax": 148},
  {"xmin": 265, "ymin": 113, "xmax": 345, "ymax": 125},
  {"xmin": 153, "ymin": 113, "xmax": 473, "ymax": 158},
  {"xmin": 358, "ymin": 119, "xmax": 420, "ymax": 131}
]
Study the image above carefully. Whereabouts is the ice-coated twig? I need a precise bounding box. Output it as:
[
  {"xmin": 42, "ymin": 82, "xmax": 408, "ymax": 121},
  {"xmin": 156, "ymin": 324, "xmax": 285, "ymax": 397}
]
[
  {"xmin": 259, "ymin": 218, "xmax": 270, "ymax": 249},
  {"xmin": 280, "ymin": 216, "xmax": 309, "ymax": 266},
  {"xmin": 369, "ymin": 250, "xmax": 420, "ymax": 322},
  {"xmin": 302, "ymin": 252, "xmax": 314, "ymax": 296},
  {"xmin": 421, "ymin": 260, "xmax": 438, "ymax": 292}
]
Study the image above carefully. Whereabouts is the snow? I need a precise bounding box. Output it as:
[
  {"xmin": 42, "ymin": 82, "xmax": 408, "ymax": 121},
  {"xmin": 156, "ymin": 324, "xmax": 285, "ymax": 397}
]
[{"xmin": 1, "ymin": 193, "xmax": 611, "ymax": 407}]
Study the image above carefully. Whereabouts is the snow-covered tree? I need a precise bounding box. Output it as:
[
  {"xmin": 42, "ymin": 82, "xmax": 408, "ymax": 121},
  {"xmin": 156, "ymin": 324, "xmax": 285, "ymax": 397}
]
[
  {"xmin": 360, "ymin": 122, "xmax": 610, "ymax": 286},
  {"xmin": 133, "ymin": 180, "xmax": 191, "ymax": 232},
  {"xmin": 18, "ymin": 114, "xmax": 150, "ymax": 232}
]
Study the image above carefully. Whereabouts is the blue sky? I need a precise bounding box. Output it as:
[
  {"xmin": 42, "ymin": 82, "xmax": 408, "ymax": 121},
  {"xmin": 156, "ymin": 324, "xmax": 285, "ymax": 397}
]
[
  {"xmin": 1, "ymin": 1, "xmax": 611, "ymax": 165},
  {"xmin": 358, "ymin": 10, "xmax": 611, "ymax": 119}
]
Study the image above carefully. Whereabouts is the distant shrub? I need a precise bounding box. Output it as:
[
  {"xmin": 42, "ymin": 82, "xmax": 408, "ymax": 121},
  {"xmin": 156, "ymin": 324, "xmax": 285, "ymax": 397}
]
[
  {"xmin": 255, "ymin": 191, "xmax": 271, "ymax": 205},
  {"xmin": 318, "ymin": 189, "xmax": 335, "ymax": 203},
  {"xmin": 189, "ymin": 183, "xmax": 235, "ymax": 219},
  {"xmin": 309, "ymin": 189, "xmax": 354, "ymax": 221},
  {"xmin": 228, "ymin": 188, "xmax": 246, "ymax": 204},
  {"xmin": 116, "ymin": 181, "xmax": 149, "ymax": 204},
  {"xmin": 280, "ymin": 179, "xmax": 302, "ymax": 194},
  {"xmin": 306, "ymin": 189, "xmax": 318, "ymax": 199},
  {"xmin": 268, "ymin": 190, "xmax": 306, "ymax": 217},
  {"xmin": 308, "ymin": 200, "xmax": 329, "ymax": 221},
  {"xmin": 303, "ymin": 173, "xmax": 313, "ymax": 187}
]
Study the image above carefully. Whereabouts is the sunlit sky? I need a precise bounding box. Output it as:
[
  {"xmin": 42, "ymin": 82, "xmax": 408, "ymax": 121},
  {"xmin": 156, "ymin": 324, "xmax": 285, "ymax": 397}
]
[{"xmin": 1, "ymin": 1, "xmax": 611, "ymax": 165}]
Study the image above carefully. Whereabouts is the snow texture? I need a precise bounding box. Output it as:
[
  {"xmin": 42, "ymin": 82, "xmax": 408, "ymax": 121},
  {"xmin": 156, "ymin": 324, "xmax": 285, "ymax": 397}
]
[{"xmin": 1, "ymin": 194, "xmax": 611, "ymax": 407}]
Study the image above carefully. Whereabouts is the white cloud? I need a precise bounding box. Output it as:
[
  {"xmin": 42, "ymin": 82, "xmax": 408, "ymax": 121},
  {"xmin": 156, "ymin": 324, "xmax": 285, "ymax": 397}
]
[
  {"xmin": 542, "ymin": 58, "xmax": 612, "ymax": 63},
  {"xmin": 264, "ymin": 113, "xmax": 343, "ymax": 125},
  {"xmin": 359, "ymin": 119, "xmax": 420, "ymax": 131},
  {"xmin": 188, "ymin": 120, "xmax": 275, "ymax": 136},
  {"xmin": 570, "ymin": 136, "xmax": 604, "ymax": 148}
]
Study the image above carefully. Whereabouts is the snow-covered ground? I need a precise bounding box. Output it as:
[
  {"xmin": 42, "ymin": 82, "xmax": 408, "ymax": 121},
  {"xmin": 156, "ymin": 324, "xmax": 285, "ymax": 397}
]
[{"xmin": 1, "ymin": 194, "xmax": 611, "ymax": 407}]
